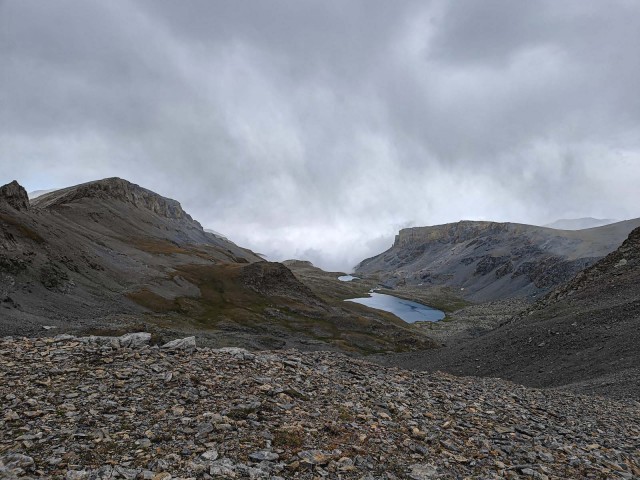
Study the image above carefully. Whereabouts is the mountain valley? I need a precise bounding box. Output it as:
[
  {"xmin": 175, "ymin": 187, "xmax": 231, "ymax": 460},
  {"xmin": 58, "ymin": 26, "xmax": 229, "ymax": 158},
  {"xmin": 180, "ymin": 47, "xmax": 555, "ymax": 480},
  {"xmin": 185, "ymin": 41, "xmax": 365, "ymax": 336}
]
[{"xmin": 1, "ymin": 177, "xmax": 639, "ymax": 479}]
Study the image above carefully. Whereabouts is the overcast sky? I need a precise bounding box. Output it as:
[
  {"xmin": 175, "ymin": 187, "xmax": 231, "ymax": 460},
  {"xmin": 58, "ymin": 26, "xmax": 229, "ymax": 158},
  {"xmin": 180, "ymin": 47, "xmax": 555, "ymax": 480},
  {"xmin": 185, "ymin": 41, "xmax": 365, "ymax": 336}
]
[{"xmin": 2, "ymin": 1, "xmax": 640, "ymax": 270}]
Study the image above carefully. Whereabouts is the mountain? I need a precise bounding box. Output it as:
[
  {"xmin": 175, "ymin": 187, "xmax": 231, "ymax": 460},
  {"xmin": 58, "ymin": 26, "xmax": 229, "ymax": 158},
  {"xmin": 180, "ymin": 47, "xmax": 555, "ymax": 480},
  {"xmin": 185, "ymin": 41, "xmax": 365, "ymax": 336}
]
[
  {"xmin": 0, "ymin": 178, "xmax": 433, "ymax": 353},
  {"xmin": 544, "ymin": 217, "xmax": 618, "ymax": 230},
  {"xmin": 355, "ymin": 219, "xmax": 640, "ymax": 302},
  {"xmin": 375, "ymin": 226, "xmax": 640, "ymax": 399}
]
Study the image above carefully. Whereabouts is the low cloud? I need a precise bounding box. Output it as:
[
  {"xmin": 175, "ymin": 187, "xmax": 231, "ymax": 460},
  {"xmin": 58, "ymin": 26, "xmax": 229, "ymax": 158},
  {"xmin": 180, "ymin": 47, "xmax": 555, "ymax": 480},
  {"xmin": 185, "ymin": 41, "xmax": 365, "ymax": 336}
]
[{"xmin": 2, "ymin": 0, "xmax": 639, "ymax": 270}]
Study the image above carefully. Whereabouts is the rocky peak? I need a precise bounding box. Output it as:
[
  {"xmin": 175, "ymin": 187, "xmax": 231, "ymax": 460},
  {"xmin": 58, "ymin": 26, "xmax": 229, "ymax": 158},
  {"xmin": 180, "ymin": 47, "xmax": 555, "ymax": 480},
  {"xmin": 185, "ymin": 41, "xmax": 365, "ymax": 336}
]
[
  {"xmin": 32, "ymin": 177, "xmax": 194, "ymax": 222},
  {"xmin": 0, "ymin": 180, "xmax": 30, "ymax": 211}
]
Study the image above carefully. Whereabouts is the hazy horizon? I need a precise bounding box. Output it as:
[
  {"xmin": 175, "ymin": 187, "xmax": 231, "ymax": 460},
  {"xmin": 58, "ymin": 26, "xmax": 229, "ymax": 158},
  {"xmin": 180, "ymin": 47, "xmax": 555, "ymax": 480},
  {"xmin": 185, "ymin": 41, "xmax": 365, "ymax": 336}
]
[{"xmin": 3, "ymin": 1, "xmax": 640, "ymax": 270}]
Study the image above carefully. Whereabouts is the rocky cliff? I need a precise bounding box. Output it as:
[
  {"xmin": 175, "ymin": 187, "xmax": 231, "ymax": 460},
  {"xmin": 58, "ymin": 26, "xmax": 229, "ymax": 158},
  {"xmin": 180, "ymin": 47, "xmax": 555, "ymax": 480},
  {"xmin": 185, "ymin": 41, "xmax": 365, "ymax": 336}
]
[{"xmin": 356, "ymin": 219, "xmax": 640, "ymax": 301}]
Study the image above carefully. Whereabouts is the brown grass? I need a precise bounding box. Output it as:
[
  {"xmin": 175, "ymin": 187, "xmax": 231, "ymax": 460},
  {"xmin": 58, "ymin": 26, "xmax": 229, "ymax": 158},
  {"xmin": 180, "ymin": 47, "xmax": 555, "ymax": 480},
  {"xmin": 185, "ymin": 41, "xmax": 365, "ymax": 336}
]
[
  {"xmin": 0, "ymin": 213, "xmax": 45, "ymax": 243},
  {"xmin": 127, "ymin": 262, "xmax": 436, "ymax": 354},
  {"xmin": 273, "ymin": 428, "xmax": 305, "ymax": 449},
  {"xmin": 126, "ymin": 288, "xmax": 179, "ymax": 313}
]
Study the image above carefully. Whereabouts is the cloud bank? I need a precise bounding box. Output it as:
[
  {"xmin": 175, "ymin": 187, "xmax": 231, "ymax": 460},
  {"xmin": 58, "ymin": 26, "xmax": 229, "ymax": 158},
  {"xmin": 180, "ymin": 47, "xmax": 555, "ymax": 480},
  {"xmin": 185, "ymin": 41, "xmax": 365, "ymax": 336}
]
[{"xmin": 2, "ymin": 0, "xmax": 640, "ymax": 270}]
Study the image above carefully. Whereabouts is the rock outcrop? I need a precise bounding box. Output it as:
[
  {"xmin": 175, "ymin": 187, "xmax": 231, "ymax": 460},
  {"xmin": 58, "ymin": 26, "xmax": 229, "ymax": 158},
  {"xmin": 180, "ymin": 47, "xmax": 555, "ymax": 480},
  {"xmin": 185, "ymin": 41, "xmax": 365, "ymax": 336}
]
[
  {"xmin": 0, "ymin": 180, "xmax": 29, "ymax": 211},
  {"xmin": 161, "ymin": 336, "xmax": 197, "ymax": 352},
  {"xmin": 241, "ymin": 261, "xmax": 323, "ymax": 306}
]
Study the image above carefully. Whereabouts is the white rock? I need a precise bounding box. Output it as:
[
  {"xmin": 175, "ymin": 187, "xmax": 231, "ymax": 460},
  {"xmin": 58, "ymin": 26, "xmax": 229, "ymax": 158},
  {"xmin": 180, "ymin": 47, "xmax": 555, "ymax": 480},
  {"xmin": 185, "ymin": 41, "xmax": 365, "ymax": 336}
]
[
  {"xmin": 201, "ymin": 449, "xmax": 219, "ymax": 461},
  {"xmin": 409, "ymin": 463, "xmax": 439, "ymax": 479},
  {"xmin": 161, "ymin": 336, "xmax": 196, "ymax": 352},
  {"xmin": 65, "ymin": 471, "xmax": 89, "ymax": 480},
  {"xmin": 216, "ymin": 347, "xmax": 255, "ymax": 360},
  {"xmin": 53, "ymin": 334, "xmax": 76, "ymax": 342},
  {"xmin": 119, "ymin": 332, "xmax": 151, "ymax": 348}
]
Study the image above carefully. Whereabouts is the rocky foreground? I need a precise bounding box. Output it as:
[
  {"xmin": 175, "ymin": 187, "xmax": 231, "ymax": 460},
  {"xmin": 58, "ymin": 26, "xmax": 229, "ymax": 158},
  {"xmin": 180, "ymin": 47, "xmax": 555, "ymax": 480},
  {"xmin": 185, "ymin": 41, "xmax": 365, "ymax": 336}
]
[{"xmin": 1, "ymin": 335, "xmax": 639, "ymax": 480}]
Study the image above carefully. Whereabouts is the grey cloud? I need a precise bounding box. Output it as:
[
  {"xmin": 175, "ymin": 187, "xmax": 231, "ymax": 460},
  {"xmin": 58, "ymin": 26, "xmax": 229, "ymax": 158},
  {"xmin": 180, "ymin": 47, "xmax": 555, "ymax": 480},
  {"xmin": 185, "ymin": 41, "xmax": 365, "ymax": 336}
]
[{"xmin": 1, "ymin": 0, "xmax": 639, "ymax": 271}]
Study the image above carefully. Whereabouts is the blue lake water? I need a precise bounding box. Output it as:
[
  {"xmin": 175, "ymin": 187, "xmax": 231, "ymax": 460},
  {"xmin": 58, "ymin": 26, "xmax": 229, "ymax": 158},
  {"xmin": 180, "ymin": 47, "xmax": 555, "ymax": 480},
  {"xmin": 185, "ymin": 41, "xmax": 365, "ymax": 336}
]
[
  {"xmin": 345, "ymin": 292, "xmax": 445, "ymax": 323},
  {"xmin": 338, "ymin": 275, "xmax": 359, "ymax": 282}
]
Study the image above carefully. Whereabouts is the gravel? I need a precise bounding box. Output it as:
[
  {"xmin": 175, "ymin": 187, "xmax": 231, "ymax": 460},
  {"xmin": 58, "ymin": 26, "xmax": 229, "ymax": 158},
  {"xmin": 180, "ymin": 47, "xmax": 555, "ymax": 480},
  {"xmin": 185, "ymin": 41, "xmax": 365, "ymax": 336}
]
[{"xmin": 1, "ymin": 335, "xmax": 639, "ymax": 479}]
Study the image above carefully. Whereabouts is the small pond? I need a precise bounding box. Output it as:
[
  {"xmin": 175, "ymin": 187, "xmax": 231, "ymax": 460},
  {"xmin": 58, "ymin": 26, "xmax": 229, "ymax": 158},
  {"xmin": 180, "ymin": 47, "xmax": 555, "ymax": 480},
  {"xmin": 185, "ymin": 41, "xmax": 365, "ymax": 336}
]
[
  {"xmin": 337, "ymin": 275, "xmax": 359, "ymax": 282},
  {"xmin": 345, "ymin": 292, "xmax": 445, "ymax": 323}
]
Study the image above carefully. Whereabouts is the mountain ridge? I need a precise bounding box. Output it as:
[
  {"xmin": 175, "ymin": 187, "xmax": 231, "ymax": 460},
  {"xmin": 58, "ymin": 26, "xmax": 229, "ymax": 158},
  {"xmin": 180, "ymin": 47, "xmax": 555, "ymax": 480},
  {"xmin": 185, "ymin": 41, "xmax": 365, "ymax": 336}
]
[
  {"xmin": 355, "ymin": 218, "xmax": 640, "ymax": 301},
  {"xmin": 32, "ymin": 177, "xmax": 195, "ymax": 222}
]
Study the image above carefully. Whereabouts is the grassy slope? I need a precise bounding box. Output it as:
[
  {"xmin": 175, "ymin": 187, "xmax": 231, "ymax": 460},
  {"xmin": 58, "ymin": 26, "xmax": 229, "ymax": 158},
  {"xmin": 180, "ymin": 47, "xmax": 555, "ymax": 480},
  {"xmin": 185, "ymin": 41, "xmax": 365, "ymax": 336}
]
[{"xmin": 126, "ymin": 259, "xmax": 436, "ymax": 355}]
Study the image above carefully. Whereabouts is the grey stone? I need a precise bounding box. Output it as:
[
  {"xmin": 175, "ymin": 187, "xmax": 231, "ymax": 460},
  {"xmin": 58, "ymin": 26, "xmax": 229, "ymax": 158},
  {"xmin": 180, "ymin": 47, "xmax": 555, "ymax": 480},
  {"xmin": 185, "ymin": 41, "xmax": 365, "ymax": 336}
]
[
  {"xmin": 65, "ymin": 471, "xmax": 89, "ymax": 480},
  {"xmin": 119, "ymin": 332, "xmax": 151, "ymax": 348},
  {"xmin": 201, "ymin": 450, "xmax": 219, "ymax": 461},
  {"xmin": 408, "ymin": 463, "xmax": 438, "ymax": 479},
  {"xmin": 249, "ymin": 451, "xmax": 279, "ymax": 462},
  {"xmin": 161, "ymin": 336, "xmax": 196, "ymax": 352},
  {"xmin": 1, "ymin": 453, "xmax": 35, "ymax": 471}
]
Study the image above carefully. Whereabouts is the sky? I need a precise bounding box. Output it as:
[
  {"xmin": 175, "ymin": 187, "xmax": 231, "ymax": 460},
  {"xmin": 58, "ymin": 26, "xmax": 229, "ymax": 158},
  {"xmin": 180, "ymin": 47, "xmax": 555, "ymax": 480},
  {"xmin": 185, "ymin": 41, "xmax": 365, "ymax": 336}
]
[{"xmin": 2, "ymin": 1, "xmax": 640, "ymax": 271}]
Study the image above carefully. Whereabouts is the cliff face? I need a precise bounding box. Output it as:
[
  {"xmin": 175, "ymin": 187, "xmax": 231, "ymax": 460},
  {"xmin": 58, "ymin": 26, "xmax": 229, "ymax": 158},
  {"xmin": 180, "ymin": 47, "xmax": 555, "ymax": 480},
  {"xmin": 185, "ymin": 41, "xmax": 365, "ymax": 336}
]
[
  {"xmin": 393, "ymin": 221, "xmax": 509, "ymax": 248},
  {"xmin": 356, "ymin": 219, "xmax": 640, "ymax": 302}
]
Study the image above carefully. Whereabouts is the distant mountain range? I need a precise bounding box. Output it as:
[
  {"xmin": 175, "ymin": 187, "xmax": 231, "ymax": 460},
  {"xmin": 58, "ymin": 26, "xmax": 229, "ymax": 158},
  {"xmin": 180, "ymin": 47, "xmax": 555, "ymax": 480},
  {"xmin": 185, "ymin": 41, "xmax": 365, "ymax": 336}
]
[
  {"xmin": 355, "ymin": 219, "xmax": 640, "ymax": 301},
  {"xmin": 543, "ymin": 217, "xmax": 618, "ymax": 230}
]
